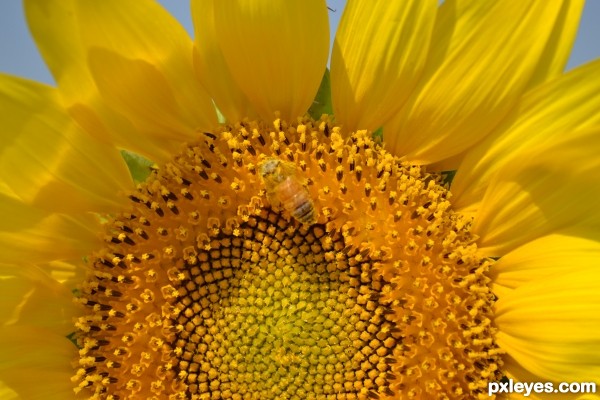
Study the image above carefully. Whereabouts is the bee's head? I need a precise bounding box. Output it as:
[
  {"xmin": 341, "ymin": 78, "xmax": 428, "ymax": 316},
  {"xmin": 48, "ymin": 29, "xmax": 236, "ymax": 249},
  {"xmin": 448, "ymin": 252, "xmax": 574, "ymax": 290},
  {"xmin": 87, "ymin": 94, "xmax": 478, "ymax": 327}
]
[{"xmin": 258, "ymin": 158, "xmax": 281, "ymax": 179}]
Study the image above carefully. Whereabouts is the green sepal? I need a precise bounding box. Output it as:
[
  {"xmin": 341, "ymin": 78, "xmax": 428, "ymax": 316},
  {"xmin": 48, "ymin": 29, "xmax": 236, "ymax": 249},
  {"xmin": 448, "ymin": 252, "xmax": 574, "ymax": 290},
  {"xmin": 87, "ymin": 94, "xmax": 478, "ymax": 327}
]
[
  {"xmin": 441, "ymin": 170, "xmax": 457, "ymax": 187},
  {"xmin": 373, "ymin": 127, "xmax": 383, "ymax": 144},
  {"xmin": 308, "ymin": 69, "xmax": 333, "ymax": 120},
  {"xmin": 120, "ymin": 150, "xmax": 154, "ymax": 184},
  {"xmin": 66, "ymin": 331, "xmax": 81, "ymax": 349}
]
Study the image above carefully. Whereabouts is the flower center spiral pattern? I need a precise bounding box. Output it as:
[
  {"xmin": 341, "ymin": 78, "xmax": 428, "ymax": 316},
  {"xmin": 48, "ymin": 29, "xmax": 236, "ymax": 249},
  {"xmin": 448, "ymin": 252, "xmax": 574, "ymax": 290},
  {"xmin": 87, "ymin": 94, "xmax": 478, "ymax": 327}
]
[{"xmin": 74, "ymin": 117, "xmax": 502, "ymax": 399}]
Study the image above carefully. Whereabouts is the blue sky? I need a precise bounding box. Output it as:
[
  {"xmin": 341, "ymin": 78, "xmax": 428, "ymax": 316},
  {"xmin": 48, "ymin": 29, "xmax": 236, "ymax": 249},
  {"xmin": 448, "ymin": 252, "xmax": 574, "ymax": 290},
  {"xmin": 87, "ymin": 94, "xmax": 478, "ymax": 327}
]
[{"xmin": 0, "ymin": 1, "xmax": 598, "ymax": 85}]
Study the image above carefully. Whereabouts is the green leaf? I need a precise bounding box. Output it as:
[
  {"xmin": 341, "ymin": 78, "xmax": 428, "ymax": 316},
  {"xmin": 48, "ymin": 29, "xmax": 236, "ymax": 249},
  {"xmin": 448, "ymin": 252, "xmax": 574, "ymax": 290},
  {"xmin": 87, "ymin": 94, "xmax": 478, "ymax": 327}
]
[
  {"xmin": 308, "ymin": 69, "xmax": 333, "ymax": 119},
  {"xmin": 120, "ymin": 150, "xmax": 154, "ymax": 183}
]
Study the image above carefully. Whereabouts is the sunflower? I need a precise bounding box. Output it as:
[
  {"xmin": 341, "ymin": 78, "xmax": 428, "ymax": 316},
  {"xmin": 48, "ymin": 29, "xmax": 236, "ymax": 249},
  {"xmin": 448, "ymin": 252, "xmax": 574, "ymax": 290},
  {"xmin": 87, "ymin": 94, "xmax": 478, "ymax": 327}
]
[{"xmin": 1, "ymin": 0, "xmax": 600, "ymax": 399}]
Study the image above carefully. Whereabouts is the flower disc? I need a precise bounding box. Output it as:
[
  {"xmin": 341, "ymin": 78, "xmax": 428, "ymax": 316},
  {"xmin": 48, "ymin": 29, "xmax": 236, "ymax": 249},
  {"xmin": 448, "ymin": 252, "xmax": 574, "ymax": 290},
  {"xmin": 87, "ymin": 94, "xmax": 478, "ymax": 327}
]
[{"xmin": 74, "ymin": 117, "xmax": 502, "ymax": 399}]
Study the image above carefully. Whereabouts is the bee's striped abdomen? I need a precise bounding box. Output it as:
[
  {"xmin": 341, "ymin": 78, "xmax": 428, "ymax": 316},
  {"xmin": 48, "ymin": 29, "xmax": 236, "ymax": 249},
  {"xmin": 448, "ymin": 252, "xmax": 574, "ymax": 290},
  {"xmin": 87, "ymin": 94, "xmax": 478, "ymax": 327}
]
[{"xmin": 275, "ymin": 177, "xmax": 316, "ymax": 225}]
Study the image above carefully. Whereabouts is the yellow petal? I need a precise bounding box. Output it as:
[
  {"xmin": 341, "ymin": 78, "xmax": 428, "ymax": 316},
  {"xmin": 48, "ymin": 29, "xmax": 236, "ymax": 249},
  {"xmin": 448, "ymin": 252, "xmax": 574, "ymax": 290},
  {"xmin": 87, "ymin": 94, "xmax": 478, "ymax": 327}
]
[
  {"xmin": 0, "ymin": 326, "xmax": 77, "ymax": 400},
  {"xmin": 0, "ymin": 264, "xmax": 77, "ymax": 335},
  {"xmin": 0, "ymin": 74, "xmax": 131, "ymax": 213},
  {"xmin": 427, "ymin": 149, "xmax": 469, "ymax": 174},
  {"xmin": 24, "ymin": 0, "xmax": 190, "ymax": 162},
  {"xmin": 0, "ymin": 384, "xmax": 18, "ymax": 400},
  {"xmin": 213, "ymin": 0, "xmax": 329, "ymax": 121},
  {"xmin": 88, "ymin": 48, "xmax": 197, "ymax": 141},
  {"xmin": 67, "ymin": 100, "xmax": 180, "ymax": 164},
  {"xmin": 191, "ymin": 0, "xmax": 256, "ymax": 122},
  {"xmin": 495, "ymin": 267, "xmax": 600, "ymax": 383},
  {"xmin": 491, "ymin": 234, "xmax": 600, "ymax": 292},
  {"xmin": 526, "ymin": 0, "xmax": 585, "ymax": 87},
  {"xmin": 473, "ymin": 126, "xmax": 600, "ymax": 257},
  {"xmin": 385, "ymin": 0, "xmax": 583, "ymax": 164},
  {"xmin": 73, "ymin": 0, "xmax": 217, "ymax": 131},
  {"xmin": 331, "ymin": 0, "xmax": 437, "ymax": 133},
  {"xmin": 24, "ymin": 0, "xmax": 90, "ymax": 100},
  {"xmin": 453, "ymin": 59, "xmax": 600, "ymax": 213},
  {"xmin": 0, "ymin": 194, "xmax": 101, "ymax": 264}
]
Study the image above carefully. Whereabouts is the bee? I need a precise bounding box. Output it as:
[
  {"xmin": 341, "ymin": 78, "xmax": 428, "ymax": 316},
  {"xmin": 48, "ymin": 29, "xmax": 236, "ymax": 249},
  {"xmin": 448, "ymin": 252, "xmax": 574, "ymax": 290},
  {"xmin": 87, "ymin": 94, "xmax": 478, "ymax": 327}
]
[{"xmin": 258, "ymin": 157, "xmax": 316, "ymax": 225}]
